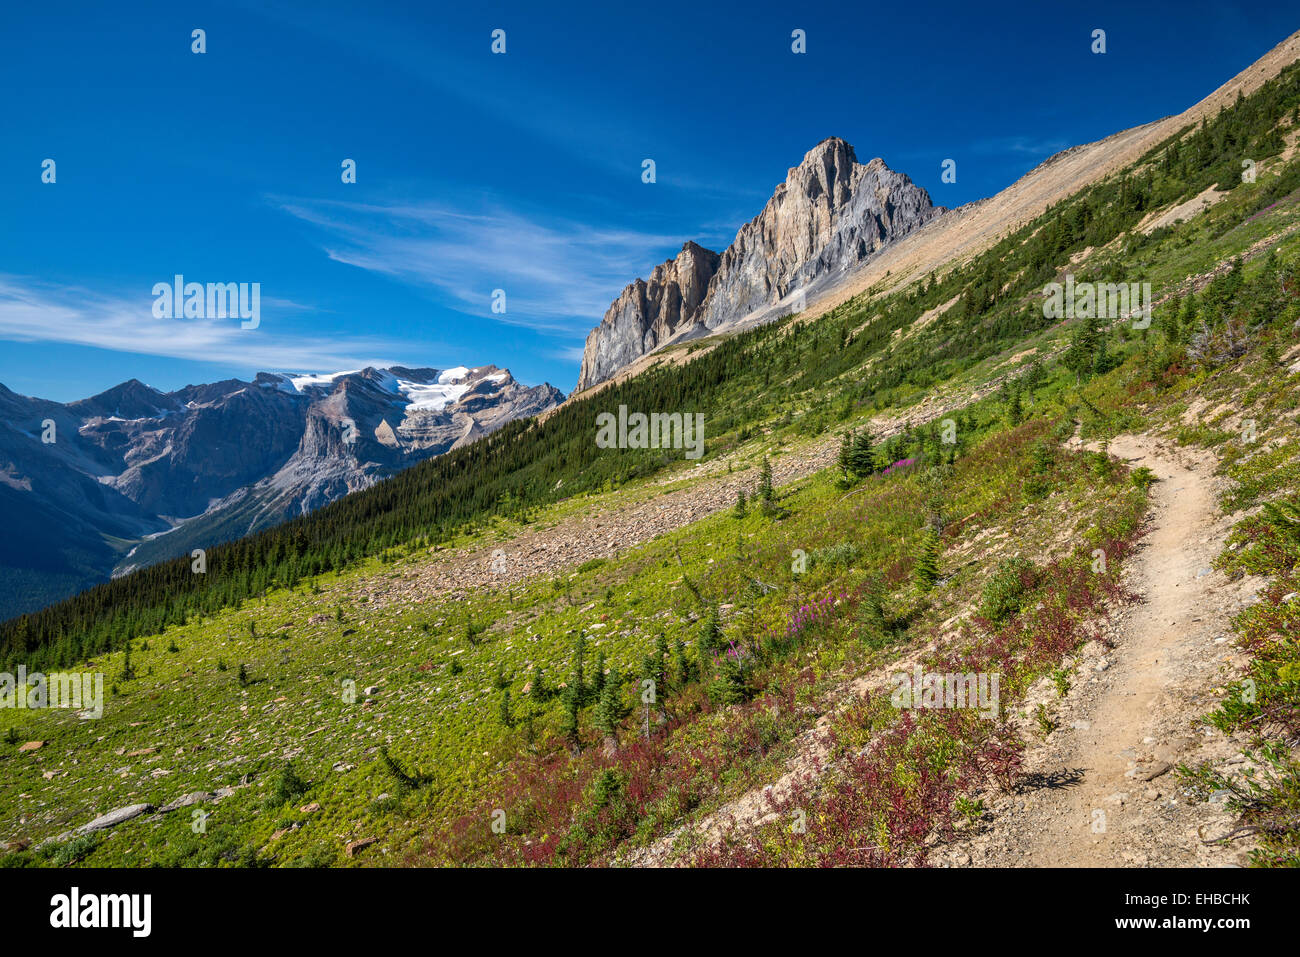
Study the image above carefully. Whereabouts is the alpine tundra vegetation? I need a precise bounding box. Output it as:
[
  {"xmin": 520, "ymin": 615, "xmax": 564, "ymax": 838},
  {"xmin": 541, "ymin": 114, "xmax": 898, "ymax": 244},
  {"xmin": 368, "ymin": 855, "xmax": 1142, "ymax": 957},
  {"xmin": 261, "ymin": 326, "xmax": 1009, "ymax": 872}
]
[{"xmin": 3, "ymin": 26, "xmax": 1300, "ymax": 873}]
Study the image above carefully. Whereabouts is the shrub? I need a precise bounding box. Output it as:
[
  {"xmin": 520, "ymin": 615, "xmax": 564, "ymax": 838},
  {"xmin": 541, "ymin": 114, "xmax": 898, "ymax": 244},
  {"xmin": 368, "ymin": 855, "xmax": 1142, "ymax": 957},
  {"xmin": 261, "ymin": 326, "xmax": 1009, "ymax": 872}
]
[
  {"xmin": 266, "ymin": 761, "xmax": 309, "ymax": 807},
  {"xmin": 979, "ymin": 557, "xmax": 1038, "ymax": 624},
  {"xmin": 1130, "ymin": 466, "xmax": 1157, "ymax": 491},
  {"xmin": 809, "ymin": 541, "xmax": 861, "ymax": 569},
  {"xmin": 50, "ymin": 833, "xmax": 100, "ymax": 867}
]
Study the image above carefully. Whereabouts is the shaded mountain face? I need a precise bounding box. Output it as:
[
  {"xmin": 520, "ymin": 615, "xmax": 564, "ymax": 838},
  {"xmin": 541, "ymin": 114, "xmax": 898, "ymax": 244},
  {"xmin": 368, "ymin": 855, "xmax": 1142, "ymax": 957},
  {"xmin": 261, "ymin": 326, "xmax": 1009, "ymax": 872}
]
[
  {"xmin": 575, "ymin": 138, "xmax": 943, "ymax": 391},
  {"xmin": 0, "ymin": 366, "xmax": 563, "ymax": 617}
]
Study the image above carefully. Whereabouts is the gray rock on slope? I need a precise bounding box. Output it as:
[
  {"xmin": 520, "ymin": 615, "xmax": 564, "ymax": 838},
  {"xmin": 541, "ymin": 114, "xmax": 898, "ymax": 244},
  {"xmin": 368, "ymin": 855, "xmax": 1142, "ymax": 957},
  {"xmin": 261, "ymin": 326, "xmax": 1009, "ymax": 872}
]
[{"xmin": 77, "ymin": 803, "xmax": 154, "ymax": 834}]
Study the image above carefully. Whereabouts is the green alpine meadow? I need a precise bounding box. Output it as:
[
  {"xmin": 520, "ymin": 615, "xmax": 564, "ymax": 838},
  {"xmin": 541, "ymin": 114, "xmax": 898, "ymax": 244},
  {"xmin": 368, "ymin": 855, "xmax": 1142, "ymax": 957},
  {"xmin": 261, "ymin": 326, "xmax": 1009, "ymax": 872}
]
[{"xmin": 2, "ymin": 9, "xmax": 1299, "ymax": 897}]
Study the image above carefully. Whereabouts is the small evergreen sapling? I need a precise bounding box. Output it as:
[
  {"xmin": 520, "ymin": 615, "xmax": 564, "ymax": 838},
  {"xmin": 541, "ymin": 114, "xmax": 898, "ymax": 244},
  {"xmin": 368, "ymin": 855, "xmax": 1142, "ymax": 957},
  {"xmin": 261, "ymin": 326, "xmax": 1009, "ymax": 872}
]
[
  {"xmin": 595, "ymin": 663, "xmax": 624, "ymax": 746},
  {"xmin": 912, "ymin": 528, "xmax": 941, "ymax": 593},
  {"xmin": 757, "ymin": 456, "xmax": 776, "ymax": 514}
]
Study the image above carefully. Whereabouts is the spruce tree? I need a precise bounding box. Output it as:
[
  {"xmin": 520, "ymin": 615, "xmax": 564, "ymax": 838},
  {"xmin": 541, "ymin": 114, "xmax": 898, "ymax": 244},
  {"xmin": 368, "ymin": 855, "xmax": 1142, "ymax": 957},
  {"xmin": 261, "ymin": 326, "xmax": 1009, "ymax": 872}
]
[
  {"xmin": 848, "ymin": 429, "xmax": 874, "ymax": 476},
  {"xmin": 710, "ymin": 651, "xmax": 751, "ymax": 706},
  {"xmin": 1063, "ymin": 313, "xmax": 1101, "ymax": 383},
  {"xmin": 858, "ymin": 579, "xmax": 890, "ymax": 645},
  {"xmin": 836, "ymin": 430, "xmax": 856, "ymax": 487},
  {"xmin": 757, "ymin": 456, "xmax": 775, "ymax": 513},
  {"xmin": 498, "ymin": 688, "xmax": 514, "ymax": 728},
  {"xmin": 595, "ymin": 664, "xmax": 622, "ymax": 743},
  {"xmin": 912, "ymin": 528, "xmax": 941, "ymax": 593},
  {"xmin": 1007, "ymin": 388, "xmax": 1024, "ymax": 425},
  {"xmin": 837, "ymin": 429, "xmax": 854, "ymax": 473},
  {"xmin": 571, "ymin": 634, "xmax": 587, "ymax": 705},
  {"xmin": 119, "ymin": 640, "xmax": 135, "ymax": 681},
  {"xmin": 592, "ymin": 649, "xmax": 607, "ymax": 703},
  {"xmin": 699, "ymin": 607, "xmax": 723, "ymax": 655},
  {"xmin": 673, "ymin": 636, "xmax": 692, "ymax": 687},
  {"xmin": 560, "ymin": 683, "xmax": 581, "ymax": 751},
  {"xmin": 654, "ymin": 634, "xmax": 669, "ymax": 692}
]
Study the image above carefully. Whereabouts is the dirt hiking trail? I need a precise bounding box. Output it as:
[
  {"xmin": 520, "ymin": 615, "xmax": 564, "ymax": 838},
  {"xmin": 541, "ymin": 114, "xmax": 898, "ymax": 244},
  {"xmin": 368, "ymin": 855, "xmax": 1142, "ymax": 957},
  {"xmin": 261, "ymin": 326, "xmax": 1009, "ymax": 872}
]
[
  {"xmin": 940, "ymin": 433, "xmax": 1262, "ymax": 867},
  {"xmin": 629, "ymin": 432, "xmax": 1263, "ymax": 867}
]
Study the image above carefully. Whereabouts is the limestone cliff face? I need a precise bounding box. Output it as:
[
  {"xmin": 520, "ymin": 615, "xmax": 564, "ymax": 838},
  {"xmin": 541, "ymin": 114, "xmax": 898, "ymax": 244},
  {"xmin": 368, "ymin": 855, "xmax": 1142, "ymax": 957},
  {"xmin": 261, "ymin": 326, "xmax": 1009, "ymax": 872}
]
[
  {"xmin": 574, "ymin": 241, "xmax": 720, "ymax": 392},
  {"xmin": 575, "ymin": 138, "xmax": 943, "ymax": 391},
  {"xmin": 699, "ymin": 139, "xmax": 942, "ymax": 328}
]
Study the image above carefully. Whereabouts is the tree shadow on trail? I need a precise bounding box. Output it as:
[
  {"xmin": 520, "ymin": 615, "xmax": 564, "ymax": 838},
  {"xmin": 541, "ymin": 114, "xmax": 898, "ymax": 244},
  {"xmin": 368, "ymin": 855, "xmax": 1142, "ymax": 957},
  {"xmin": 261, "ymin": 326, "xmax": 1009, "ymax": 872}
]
[{"xmin": 1015, "ymin": 767, "xmax": 1085, "ymax": 793}]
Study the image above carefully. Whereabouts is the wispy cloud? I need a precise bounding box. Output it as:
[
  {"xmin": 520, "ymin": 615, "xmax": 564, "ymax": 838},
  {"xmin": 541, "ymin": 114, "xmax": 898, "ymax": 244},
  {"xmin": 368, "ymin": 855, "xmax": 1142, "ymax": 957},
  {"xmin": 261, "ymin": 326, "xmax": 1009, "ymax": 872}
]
[
  {"xmin": 0, "ymin": 276, "xmax": 406, "ymax": 372},
  {"xmin": 240, "ymin": 3, "xmax": 767, "ymax": 202},
  {"xmin": 546, "ymin": 344, "xmax": 589, "ymax": 363},
  {"xmin": 273, "ymin": 195, "xmax": 685, "ymax": 334},
  {"xmin": 967, "ymin": 134, "xmax": 1072, "ymax": 157}
]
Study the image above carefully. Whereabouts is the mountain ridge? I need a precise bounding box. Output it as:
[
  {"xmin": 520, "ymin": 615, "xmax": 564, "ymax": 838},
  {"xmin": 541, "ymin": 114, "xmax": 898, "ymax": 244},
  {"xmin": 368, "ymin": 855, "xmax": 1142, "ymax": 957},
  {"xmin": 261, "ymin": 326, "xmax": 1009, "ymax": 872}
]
[
  {"xmin": 0, "ymin": 364, "xmax": 563, "ymax": 616},
  {"xmin": 575, "ymin": 138, "xmax": 943, "ymax": 391},
  {"xmin": 566, "ymin": 30, "xmax": 1300, "ymax": 403}
]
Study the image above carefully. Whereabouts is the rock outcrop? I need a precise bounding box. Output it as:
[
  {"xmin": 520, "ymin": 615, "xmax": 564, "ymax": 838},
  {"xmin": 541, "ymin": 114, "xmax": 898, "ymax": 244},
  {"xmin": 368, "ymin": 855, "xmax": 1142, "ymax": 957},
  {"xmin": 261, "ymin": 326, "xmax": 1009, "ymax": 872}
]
[
  {"xmin": 700, "ymin": 140, "xmax": 942, "ymax": 329},
  {"xmin": 575, "ymin": 138, "xmax": 943, "ymax": 391},
  {"xmin": 575, "ymin": 241, "xmax": 719, "ymax": 392}
]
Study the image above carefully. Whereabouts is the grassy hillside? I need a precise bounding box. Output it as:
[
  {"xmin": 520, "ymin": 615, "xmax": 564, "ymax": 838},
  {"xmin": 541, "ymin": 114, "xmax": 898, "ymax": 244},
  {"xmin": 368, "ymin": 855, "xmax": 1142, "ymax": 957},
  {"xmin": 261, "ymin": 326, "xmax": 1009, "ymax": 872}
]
[
  {"xmin": 8, "ymin": 58, "xmax": 1300, "ymax": 675},
  {"xmin": 3, "ymin": 62, "xmax": 1300, "ymax": 868}
]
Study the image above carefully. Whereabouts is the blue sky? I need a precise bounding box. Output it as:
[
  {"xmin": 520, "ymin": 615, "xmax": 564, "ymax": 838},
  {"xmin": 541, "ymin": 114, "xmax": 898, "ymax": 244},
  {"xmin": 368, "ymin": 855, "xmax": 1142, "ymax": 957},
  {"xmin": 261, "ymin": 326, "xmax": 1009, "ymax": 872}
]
[{"xmin": 0, "ymin": 0, "xmax": 1293, "ymax": 402}]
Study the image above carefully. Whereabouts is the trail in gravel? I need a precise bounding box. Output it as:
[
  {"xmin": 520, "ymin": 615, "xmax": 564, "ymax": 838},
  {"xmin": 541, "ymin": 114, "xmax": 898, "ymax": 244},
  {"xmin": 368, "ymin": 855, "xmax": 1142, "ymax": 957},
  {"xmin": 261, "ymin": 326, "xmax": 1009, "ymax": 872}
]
[
  {"xmin": 940, "ymin": 433, "xmax": 1262, "ymax": 868},
  {"xmin": 628, "ymin": 432, "xmax": 1263, "ymax": 868}
]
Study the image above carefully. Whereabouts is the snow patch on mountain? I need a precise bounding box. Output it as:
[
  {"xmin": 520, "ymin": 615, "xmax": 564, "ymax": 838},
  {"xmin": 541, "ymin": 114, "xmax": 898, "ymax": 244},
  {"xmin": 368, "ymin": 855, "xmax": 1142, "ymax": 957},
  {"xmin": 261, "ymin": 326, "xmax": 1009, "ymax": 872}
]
[
  {"xmin": 263, "ymin": 365, "xmax": 511, "ymax": 413},
  {"xmin": 400, "ymin": 380, "xmax": 472, "ymax": 411}
]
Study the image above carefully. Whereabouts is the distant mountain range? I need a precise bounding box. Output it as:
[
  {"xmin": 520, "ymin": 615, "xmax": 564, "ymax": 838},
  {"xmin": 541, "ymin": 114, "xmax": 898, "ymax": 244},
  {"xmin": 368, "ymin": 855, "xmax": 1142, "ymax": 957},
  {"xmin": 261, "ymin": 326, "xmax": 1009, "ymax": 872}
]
[
  {"xmin": 0, "ymin": 365, "xmax": 562, "ymax": 619},
  {"xmin": 575, "ymin": 137, "xmax": 943, "ymax": 391}
]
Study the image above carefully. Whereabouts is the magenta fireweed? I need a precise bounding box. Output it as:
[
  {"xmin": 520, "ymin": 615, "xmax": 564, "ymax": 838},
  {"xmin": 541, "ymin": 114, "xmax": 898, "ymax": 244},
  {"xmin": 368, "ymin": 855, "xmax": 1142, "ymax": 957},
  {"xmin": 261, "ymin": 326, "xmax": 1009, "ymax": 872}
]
[
  {"xmin": 878, "ymin": 457, "xmax": 917, "ymax": 478},
  {"xmin": 713, "ymin": 639, "xmax": 752, "ymax": 665},
  {"xmin": 785, "ymin": 593, "xmax": 846, "ymax": 639}
]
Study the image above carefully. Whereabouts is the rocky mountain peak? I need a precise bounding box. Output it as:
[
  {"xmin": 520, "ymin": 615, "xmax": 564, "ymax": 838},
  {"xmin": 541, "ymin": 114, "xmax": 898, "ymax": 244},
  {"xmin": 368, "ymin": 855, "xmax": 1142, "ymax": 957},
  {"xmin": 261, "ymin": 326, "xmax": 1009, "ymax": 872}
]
[
  {"xmin": 790, "ymin": 136, "xmax": 859, "ymax": 192},
  {"xmin": 0, "ymin": 362, "xmax": 564, "ymax": 613},
  {"xmin": 575, "ymin": 138, "xmax": 943, "ymax": 392},
  {"xmin": 574, "ymin": 241, "xmax": 721, "ymax": 392},
  {"xmin": 68, "ymin": 378, "xmax": 181, "ymax": 420}
]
